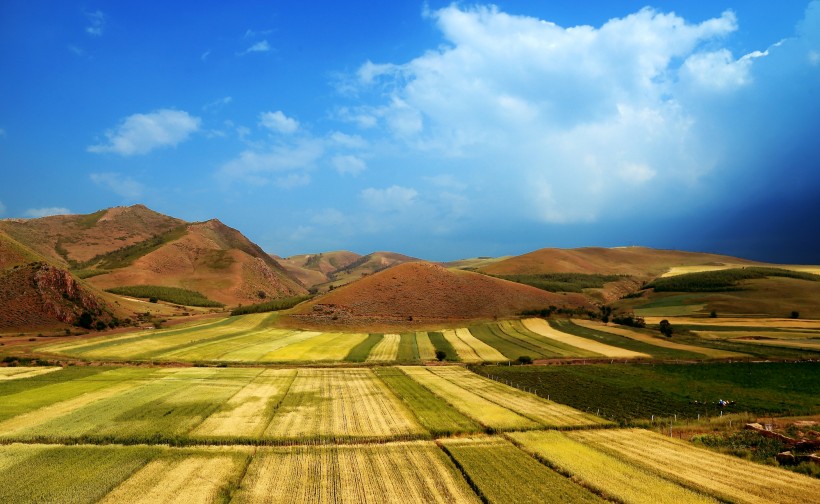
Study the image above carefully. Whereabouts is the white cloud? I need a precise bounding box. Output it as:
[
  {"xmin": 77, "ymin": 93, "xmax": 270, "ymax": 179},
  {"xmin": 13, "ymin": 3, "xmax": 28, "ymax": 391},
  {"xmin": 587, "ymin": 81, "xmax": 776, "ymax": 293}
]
[
  {"xmin": 85, "ymin": 10, "xmax": 105, "ymax": 37},
  {"xmin": 90, "ymin": 173, "xmax": 145, "ymax": 199},
  {"xmin": 328, "ymin": 131, "xmax": 367, "ymax": 149},
  {"xmin": 219, "ymin": 140, "xmax": 323, "ymax": 185},
  {"xmin": 201, "ymin": 50, "xmax": 211, "ymax": 62},
  {"xmin": 259, "ymin": 111, "xmax": 299, "ymax": 134},
  {"xmin": 275, "ymin": 173, "xmax": 311, "ymax": 189},
  {"xmin": 360, "ymin": 185, "xmax": 418, "ymax": 212},
  {"xmin": 244, "ymin": 40, "xmax": 271, "ymax": 54},
  {"xmin": 203, "ymin": 96, "xmax": 233, "ymax": 112},
  {"xmin": 346, "ymin": 5, "xmax": 745, "ymax": 223},
  {"xmin": 88, "ymin": 109, "xmax": 201, "ymax": 156},
  {"xmin": 24, "ymin": 207, "xmax": 71, "ymax": 218},
  {"xmin": 331, "ymin": 155, "xmax": 366, "ymax": 175},
  {"xmin": 810, "ymin": 50, "xmax": 820, "ymax": 65}
]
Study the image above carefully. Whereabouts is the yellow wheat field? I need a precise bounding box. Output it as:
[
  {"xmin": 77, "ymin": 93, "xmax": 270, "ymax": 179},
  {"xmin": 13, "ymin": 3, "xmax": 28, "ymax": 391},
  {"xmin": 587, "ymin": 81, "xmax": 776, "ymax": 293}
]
[
  {"xmin": 266, "ymin": 332, "xmax": 369, "ymax": 361},
  {"xmin": 399, "ymin": 367, "xmax": 538, "ymax": 430},
  {"xmin": 661, "ymin": 264, "xmax": 820, "ymax": 277},
  {"xmin": 99, "ymin": 454, "xmax": 245, "ymax": 504},
  {"xmin": 232, "ymin": 442, "xmax": 479, "ymax": 504},
  {"xmin": 415, "ymin": 332, "xmax": 437, "ymax": 361},
  {"xmin": 567, "ymin": 428, "xmax": 820, "ymax": 504},
  {"xmin": 192, "ymin": 369, "xmax": 296, "ymax": 438},
  {"xmin": 523, "ymin": 318, "xmax": 649, "ymax": 358},
  {"xmin": 447, "ymin": 328, "xmax": 507, "ymax": 362},
  {"xmin": 643, "ymin": 316, "xmax": 820, "ymax": 330},
  {"xmin": 366, "ymin": 333, "xmax": 401, "ymax": 362},
  {"xmin": 571, "ymin": 319, "xmax": 747, "ymax": 358},
  {"xmin": 429, "ymin": 366, "xmax": 608, "ymax": 428},
  {"xmin": 265, "ymin": 368, "xmax": 423, "ymax": 439},
  {"xmin": 509, "ymin": 431, "xmax": 716, "ymax": 504},
  {"xmin": 0, "ymin": 367, "xmax": 61, "ymax": 380}
]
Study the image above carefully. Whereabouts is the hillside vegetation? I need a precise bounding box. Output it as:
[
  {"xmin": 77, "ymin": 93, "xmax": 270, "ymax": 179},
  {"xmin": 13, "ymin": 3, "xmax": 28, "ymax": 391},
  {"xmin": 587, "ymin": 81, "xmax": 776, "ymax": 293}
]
[{"xmin": 646, "ymin": 267, "xmax": 820, "ymax": 292}]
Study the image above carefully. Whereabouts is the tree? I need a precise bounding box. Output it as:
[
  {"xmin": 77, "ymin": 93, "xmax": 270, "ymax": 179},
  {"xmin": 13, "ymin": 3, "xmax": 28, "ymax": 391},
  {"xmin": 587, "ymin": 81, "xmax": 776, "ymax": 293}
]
[
  {"xmin": 791, "ymin": 311, "xmax": 800, "ymax": 319},
  {"xmin": 77, "ymin": 311, "xmax": 93, "ymax": 329},
  {"xmin": 517, "ymin": 355, "xmax": 533, "ymax": 365},
  {"xmin": 149, "ymin": 297, "xmax": 158, "ymax": 303},
  {"xmin": 659, "ymin": 319, "xmax": 673, "ymax": 338},
  {"xmin": 710, "ymin": 310, "xmax": 717, "ymax": 318},
  {"xmin": 435, "ymin": 350, "xmax": 446, "ymax": 362}
]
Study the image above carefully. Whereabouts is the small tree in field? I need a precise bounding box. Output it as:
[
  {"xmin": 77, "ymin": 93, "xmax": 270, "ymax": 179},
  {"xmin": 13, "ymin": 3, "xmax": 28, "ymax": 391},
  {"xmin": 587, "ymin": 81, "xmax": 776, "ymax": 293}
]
[
  {"xmin": 659, "ymin": 319, "xmax": 673, "ymax": 338},
  {"xmin": 517, "ymin": 355, "xmax": 533, "ymax": 365},
  {"xmin": 791, "ymin": 311, "xmax": 800, "ymax": 319},
  {"xmin": 435, "ymin": 350, "xmax": 446, "ymax": 361}
]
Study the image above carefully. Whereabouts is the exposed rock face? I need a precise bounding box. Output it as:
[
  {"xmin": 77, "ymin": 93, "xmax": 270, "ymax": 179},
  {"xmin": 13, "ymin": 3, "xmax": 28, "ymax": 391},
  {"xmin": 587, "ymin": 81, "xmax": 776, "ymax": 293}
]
[{"xmin": 0, "ymin": 262, "xmax": 109, "ymax": 329}]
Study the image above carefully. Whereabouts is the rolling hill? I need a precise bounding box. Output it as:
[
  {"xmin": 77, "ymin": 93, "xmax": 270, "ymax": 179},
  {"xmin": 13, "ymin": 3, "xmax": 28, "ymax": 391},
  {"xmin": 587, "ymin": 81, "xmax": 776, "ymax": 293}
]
[
  {"xmin": 285, "ymin": 261, "xmax": 593, "ymax": 329},
  {"xmin": 279, "ymin": 250, "xmax": 420, "ymax": 292},
  {"xmin": 0, "ymin": 205, "xmax": 306, "ymax": 308}
]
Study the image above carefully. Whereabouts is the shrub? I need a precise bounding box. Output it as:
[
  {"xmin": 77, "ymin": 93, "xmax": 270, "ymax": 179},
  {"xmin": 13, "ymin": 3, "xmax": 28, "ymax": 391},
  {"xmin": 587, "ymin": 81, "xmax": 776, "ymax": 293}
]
[
  {"xmin": 791, "ymin": 311, "xmax": 800, "ymax": 319},
  {"xmin": 612, "ymin": 312, "xmax": 646, "ymax": 328},
  {"xmin": 659, "ymin": 319, "xmax": 673, "ymax": 338},
  {"xmin": 517, "ymin": 355, "xmax": 533, "ymax": 365},
  {"xmin": 435, "ymin": 350, "xmax": 446, "ymax": 361}
]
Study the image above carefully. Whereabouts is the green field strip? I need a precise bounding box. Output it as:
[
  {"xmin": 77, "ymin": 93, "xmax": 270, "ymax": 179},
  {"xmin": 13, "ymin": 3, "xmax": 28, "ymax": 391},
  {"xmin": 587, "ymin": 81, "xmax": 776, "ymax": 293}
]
[
  {"xmin": 265, "ymin": 332, "xmax": 369, "ymax": 362},
  {"xmin": 40, "ymin": 316, "xmax": 239, "ymax": 356},
  {"xmin": 7, "ymin": 368, "xmax": 252, "ymax": 440},
  {"xmin": 416, "ymin": 332, "xmax": 437, "ymax": 361},
  {"xmin": 440, "ymin": 437, "xmax": 604, "ymax": 504},
  {"xmin": 0, "ymin": 443, "xmax": 51, "ymax": 473},
  {"xmin": 374, "ymin": 367, "xmax": 481, "ymax": 436},
  {"xmin": 207, "ymin": 329, "xmax": 320, "ymax": 362},
  {"xmin": 345, "ymin": 333, "xmax": 383, "ymax": 362},
  {"xmin": 550, "ymin": 320, "xmax": 705, "ymax": 359},
  {"xmin": 0, "ymin": 366, "xmax": 110, "ymax": 399},
  {"xmin": 500, "ymin": 320, "xmax": 602, "ymax": 357},
  {"xmin": 468, "ymin": 323, "xmax": 552, "ymax": 360},
  {"xmin": 568, "ymin": 428, "xmax": 820, "ymax": 504},
  {"xmin": 399, "ymin": 366, "xmax": 538, "ymax": 431},
  {"xmin": 0, "ymin": 367, "xmax": 156, "ymax": 424},
  {"xmin": 427, "ymin": 331, "xmax": 459, "ymax": 361},
  {"xmin": 508, "ymin": 431, "xmax": 717, "ymax": 504},
  {"xmin": 428, "ymin": 366, "xmax": 609, "ymax": 428},
  {"xmin": 396, "ymin": 332, "xmax": 421, "ymax": 362},
  {"xmin": 149, "ymin": 326, "xmax": 313, "ymax": 361},
  {"xmin": 0, "ymin": 444, "xmax": 157, "ymax": 504}
]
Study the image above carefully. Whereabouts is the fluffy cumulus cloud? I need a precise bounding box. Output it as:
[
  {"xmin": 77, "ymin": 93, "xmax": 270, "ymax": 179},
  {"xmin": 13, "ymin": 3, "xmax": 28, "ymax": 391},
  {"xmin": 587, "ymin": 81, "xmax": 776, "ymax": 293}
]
[
  {"xmin": 218, "ymin": 140, "xmax": 323, "ymax": 186},
  {"xmin": 343, "ymin": 4, "xmax": 795, "ymax": 224},
  {"xmin": 88, "ymin": 109, "xmax": 200, "ymax": 156},
  {"xmin": 360, "ymin": 185, "xmax": 418, "ymax": 212},
  {"xmin": 259, "ymin": 111, "xmax": 299, "ymax": 134},
  {"xmin": 24, "ymin": 207, "xmax": 71, "ymax": 218},
  {"xmin": 331, "ymin": 154, "xmax": 366, "ymax": 175},
  {"xmin": 90, "ymin": 173, "xmax": 145, "ymax": 199}
]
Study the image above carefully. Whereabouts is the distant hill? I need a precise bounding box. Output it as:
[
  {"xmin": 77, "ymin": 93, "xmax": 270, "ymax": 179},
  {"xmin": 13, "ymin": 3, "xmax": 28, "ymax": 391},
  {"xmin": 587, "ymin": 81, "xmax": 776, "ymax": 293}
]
[
  {"xmin": 279, "ymin": 250, "xmax": 420, "ymax": 292},
  {"xmin": 285, "ymin": 261, "xmax": 592, "ymax": 329},
  {"xmin": 0, "ymin": 205, "xmax": 306, "ymax": 307}
]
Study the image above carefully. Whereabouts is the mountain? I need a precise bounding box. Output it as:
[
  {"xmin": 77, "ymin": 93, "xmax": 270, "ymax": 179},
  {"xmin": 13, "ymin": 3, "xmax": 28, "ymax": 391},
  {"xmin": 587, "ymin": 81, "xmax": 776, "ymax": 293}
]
[
  {"xmin": 285, "ymin": 261, "xmax": 592, "ymax": 329},
  {"xmin": 278, "ymin": 250, "xmax": 420, "ymax": 292},
  {"xmin": 0, "ymin": 205, "xmax": 306, "ymax": 307}
]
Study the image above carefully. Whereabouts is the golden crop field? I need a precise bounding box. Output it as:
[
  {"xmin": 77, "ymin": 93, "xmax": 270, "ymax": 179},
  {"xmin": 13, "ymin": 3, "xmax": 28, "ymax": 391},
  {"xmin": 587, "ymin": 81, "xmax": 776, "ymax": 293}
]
[
  {"xmin": 366, "ymin": 333, "xmax": 401, "ymax": 362},
  {"xmin": 571, "ymin": 319, "xmax": 748, "ymax": 359},
  {"xmin": 415, "ymin": 331, "xmax": 438, "ymax": 361},
  {"xmin": 0, "ymin": 366, "xmax": 61, "ymax": 380},
  {"xmin": 522, "ymin": 318, "xmax": 647, "ymax": 358},
  {"xmin": 568, "ymin": 428, "xmax": 820, "ymax": 504}
]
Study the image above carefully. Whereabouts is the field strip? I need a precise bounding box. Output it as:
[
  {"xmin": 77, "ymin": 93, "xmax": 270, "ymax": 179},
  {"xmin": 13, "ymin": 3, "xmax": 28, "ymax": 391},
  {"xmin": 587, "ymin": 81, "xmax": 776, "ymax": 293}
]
[
  {"xmin": 232, "ymin": 441, "xmax": 479, "ymax": 503},
  {"xmin": 567, "ymin": 428, "xmax": 820, "ymax": 504},
  {"xmin": 266, "ymin": 332, "xmax": 369, "ymax": 361},
  {"xmin": 454, "ymin": 328, "xmax": 507, "ymax": 361},
  {"xmin": 265, "ymin": 368, "xmax": 424, "ymax": 439},
  {"xmin": 428, "ymin": 366, "xmax": 609, "ymax": 428},
  {"xmin": 440, "ymin": 437, "xmax": 604, "ymax": 503},
  {"xmin": 572, "ymin": 319, "xmax": 748, "ymax": 358},
  {"xmin": 643, "ymin": 316, "xmax": 820, "ymax": 329},
  {"xmin": 0, "ymin": 367, "xmax": 61, "ymax": 380},
  {"xmin": 42, "ymin": 315, "xmax": 258, "ymax": 357},
  {"xmin": 366, "ymin": 333, "xmax": 401, "ymax": 362},
  {"xmin": 416, "ymin": 332, "xmax": 437, "ymax": 361},
  {"xmin": 0, "ymin": 443, "xmax": 50, "ymax": 473},
  {"xmin": 0, "ymin": 368, "xmax": 157, "ymax": 436},
  {"xmin": 500, "ymin": 320, "xmax": 603, "ymax": 357},
  {"xmin": 729, "ymin": 338, "xmax": 820, "ymax": 350},
  {"xmin": 209, "ymin": 329, "xmax": 321, "ymax": 361},
  {"xmin": 693, "ymin": 330, "xmax": 820, "ymax": 340},
  {"xmin": 0, "ymin": 444, "xmax": 157, "ymax": 503},
  {"xmin": 150, "ymin": 327, "xmax": 294, "ymax": 361},
  {"xmin": 442, "ymin": 329, "xmax": 482, "ymax": 362},
  {"xmin": 99, "ymin": 454, "xmax": 245, "ymax": 504},
  {"xmin": 399, "ymin": 366, "xmax": 538, "ymax": 430},
  {"xmin": 192, "ymin": 369, "xmax": 297, "ymax": 438},
  {"xmin": 509, "ymin": 430, "xmax": 717, "ymax": 504},
  {"xmin": 524, "ymin": 318, "xmax": 648, "ymax": 358}
]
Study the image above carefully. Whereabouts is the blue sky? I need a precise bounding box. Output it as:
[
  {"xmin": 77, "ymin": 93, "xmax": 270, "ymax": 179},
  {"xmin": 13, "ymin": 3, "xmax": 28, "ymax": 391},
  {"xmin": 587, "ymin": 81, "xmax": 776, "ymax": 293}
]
[{"xmin": 1, "ymin": 1, "xmax": 818, "ymax": 262}]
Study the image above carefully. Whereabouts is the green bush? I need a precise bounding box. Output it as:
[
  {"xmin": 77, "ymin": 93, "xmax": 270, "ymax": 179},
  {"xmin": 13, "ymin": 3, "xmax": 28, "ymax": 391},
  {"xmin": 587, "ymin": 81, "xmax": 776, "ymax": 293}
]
[
  {"xmin": 493, "ymin": 273, "xmax": 623, "ymax": 292},
  {"xmin": 106, "ymin": 285, "xmax": 223, "ymax": 307},
  {"xmin": 646, "ymin": 267, "xmax": 820, "ymax": 292},
  {"xmin": 229, "ymin": 295, "xmax": 310, "ymax": 315}
]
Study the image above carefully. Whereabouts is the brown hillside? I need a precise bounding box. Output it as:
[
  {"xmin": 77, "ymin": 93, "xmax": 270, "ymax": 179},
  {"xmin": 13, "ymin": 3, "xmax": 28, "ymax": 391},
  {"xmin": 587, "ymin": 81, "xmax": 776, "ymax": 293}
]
[
  {"xmin": 0, "ymin": 262, "xmax": 115, "ymax": 330},
  {"xmin": 0, "ymin": 205, "xmax": 184, "ymax": 265},
  {"xmin": 278, "ymin": 251, "xmax": 362, "ymax": 288},
  {"xmin": 88, "ymin": 219, "xmax": 307, "ymax": 306},
  {"xmin": 480, "ymin": 247, "xmax": 763, "ymax": 277},
  {"xmin": 286, "ymin": 261, "xmax": 592, "ymax": 329},
  {"xmin": 0, "ymin": 229, "xmax": 44, "ymax": 269}
]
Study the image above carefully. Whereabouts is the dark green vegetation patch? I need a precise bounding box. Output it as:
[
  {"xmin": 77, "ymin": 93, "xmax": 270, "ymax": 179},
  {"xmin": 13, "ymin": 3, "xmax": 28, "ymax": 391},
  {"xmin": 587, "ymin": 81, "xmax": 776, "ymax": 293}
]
[
  {"xmin": 428, "ymin": 331, "xmax": 459, "ymax": 361},
  {"xmin": 646, "ymin": 267, "xmax": 820, "ymax": 292},
  {"xmin": 345, "ymin": 333, "xmax": 383, "ymax": 362},
  {"xmin": 73, "ymin": 225, "xmax": 189, "ymax": 270},
  {"xmin": 230, "ymin": 295, "xmax": 311, "ymax": 315},
  {"xmin": 106, "ymin": 285, "xmax": 224, "ymax": 307},
  {"xmin": 470, "ymin": 361, "xmax": 820, "ymax": 424},
  {"xmin": 493, "ymin": 272, "xmax": 623, "ymax": 292}
]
